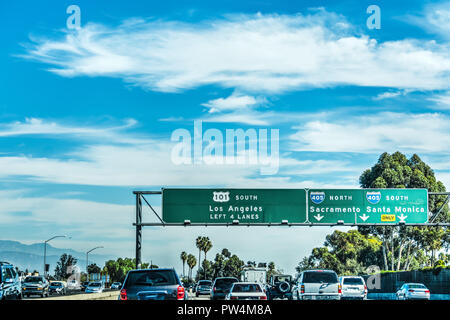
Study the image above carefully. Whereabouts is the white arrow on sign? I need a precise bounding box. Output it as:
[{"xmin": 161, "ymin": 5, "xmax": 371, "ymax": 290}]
[
  {"xmin": 314, "ymin": 214, "xmax": 324, "ymax": 221},
  {"xmin": 398, "ymin": 214, "xmax": 408, "ymax": 223},
  {"xmin": 359, "ymin": 214, "xmax": 370, "ymax": 222}
]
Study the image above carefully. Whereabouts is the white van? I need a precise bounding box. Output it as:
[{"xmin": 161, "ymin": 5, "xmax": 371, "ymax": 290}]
[{"xmin": 339, "ymin": 276, "xmax": 367, "ymax": 300}]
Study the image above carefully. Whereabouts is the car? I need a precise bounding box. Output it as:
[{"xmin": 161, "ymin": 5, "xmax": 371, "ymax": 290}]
[
  {"xmin": 0, "ymin": 262, "xmax": 22, "ymax": 300},
  {"xmin": 225, "ymin": 282, "xmax": 267, "ymax": 300},
  {"xmin": 196, "ymin": 280, "xmax": 213, "ymax": 297},
  {"xmin": 85, "ymin": 281, "xmax": 104, "ymax": 293},
  {"xmin": 67, "ymin": 279, "xmax": 80, "ymax": 290},
  {"xmin": 22, "ymin": 275, "xmax": 49, "ymax": 298},
  {"xmin": 295, "ymin": 270, "xmax": 341, "ymax": 300},
  {"xmin": 211, "ymin": 277, "xmax": 239, "ymax": 300},
  {"xmin": 49, "ymin": 281, "xmax": 67, "ymax": 295},
  {"xmin": 111, "ymin": 282, "xmax": 122, "ymax": 290},
  {"xmin": 339, "ymin": 276, "xmax": 367, "ymax": 300},
  {"xmin": 80, "ymin": 281, "xmax": 89, "ymax": 291},
  {"xmin": 266, "ymin": 274, "xmax": 293, "ymax": 300},
  {"xmin": 119, "ymin": 268, "xmax": 188, "ymax": 300},
  {"xmin": 396, "ymin": 283, "xmax": 430, "ymax": 300}
]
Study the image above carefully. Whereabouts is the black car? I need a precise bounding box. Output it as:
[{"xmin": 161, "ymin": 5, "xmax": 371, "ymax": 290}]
[
  {"xmin": 22, "ymin": 276, "xmax": 49, "ymax": 298},
  {"xmin": 211, "ymin": 277, "xmax": 239, "ymax": 300},
  {"xmin": 81, "ymin": 281, "xmax": 89, "ymax": 291},
  {"xmin": 119, "ymin": 268, "xmax": 188, "ymax": 300},
  {"xmin": 266, "ymin": 275, "xmax": 293, "ymax": 300},
  {"xmin": 0, "ymin": 262, "xmax": 22, "ymax": 300}
]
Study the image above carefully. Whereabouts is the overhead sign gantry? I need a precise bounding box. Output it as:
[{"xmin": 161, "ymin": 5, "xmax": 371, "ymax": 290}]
[{"xmin": 132, "ymin": 188, "xmax": 448, "ymax": 268}]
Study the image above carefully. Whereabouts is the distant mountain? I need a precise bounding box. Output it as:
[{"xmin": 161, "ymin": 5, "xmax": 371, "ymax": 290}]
[{"xmin": 0, "ymin": 240, "xmax": 113, "ymax": 274}]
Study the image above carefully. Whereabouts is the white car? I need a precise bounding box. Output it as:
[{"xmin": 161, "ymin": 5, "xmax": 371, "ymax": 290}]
[
  {"xmin": 339, "ymin": 276, "xmax": 367, "ymax": 300},
  {"xmin": 225, "ymin": 282, "xmax": 267, "ymax": 300},
  {"xmin": 85, "ymin": 281, "xmax": 104, "ymax": 293},
  {"xmin": 295, "ymin": 270, "xmax": 341, "ymax": 300},
  {"xmin": 111, "ymin": 282, "xmax": 122, "ymax": 290},
  {"xmin": 396, "ymin": 283, "xmax": 430, "ymax": 300}
]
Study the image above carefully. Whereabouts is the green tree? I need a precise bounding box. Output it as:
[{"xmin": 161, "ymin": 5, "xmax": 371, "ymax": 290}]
[
  {"xmin": 223, "ymin": 254, "xmax": 245, "ymax": 279},
  {"xmin": 180, "ymin": 251, "xmax": 188, "ymax": 278},
  {"xmin": 202, "ymin": 238, "xmax": 213, "ymax": 279},
  {"xmin": 187, "ymin": 254, "xmax": 197, "ymax": 281},
  {"xmin": 296, "ymin": 230, "xmax": 383, "ymax": 275},
  {"xmin": 195, "ymin": 236, "xmax": 205, "ymax": 276},
  {"xmin": 359, "ymin": 152, "xmax": 449, "ymax": 270},
  {"xmin": 103, "ymin": 258, "xmax": 148, "ymax": 283},
  {"xmin": 87, "ymin": 263, "xmax": 101, "ymax": 275},
  {"xmin": 54, "ymin": 254, "xmax": 78, "ymax": 280}
]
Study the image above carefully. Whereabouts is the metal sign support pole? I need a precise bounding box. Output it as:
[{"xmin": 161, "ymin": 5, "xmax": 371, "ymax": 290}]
[{"xmin": 136, "ymin": 193, "xmax": 142, "ymax": 269}]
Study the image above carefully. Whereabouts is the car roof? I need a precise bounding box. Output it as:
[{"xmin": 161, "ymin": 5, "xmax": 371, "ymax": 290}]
[
  {"xmin": 130, "ymin": 268, "xmax": 174, "ymax": 272},
  {"xmin": 302, "ymin": 269, "xmax": 336, "ymax": 273},
  {"xmin": 232, "ymin": 282, "xmax": 262, "ymax": 285}
]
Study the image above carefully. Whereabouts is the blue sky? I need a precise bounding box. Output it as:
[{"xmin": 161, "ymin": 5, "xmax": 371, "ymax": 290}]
[{"xmin": 1, "ymin": 0, "xmax": 450, "ymax": 274}]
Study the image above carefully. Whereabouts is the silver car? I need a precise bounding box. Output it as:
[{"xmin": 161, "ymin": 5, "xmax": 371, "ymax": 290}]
[
  {"xmin": 396, "ymin": 283, "xmax": 430, "ymax": 300},
  {"xmin": 225, "ymin": 282, "xmax": 267, "ymax": 300},
  {"xmin": 85, "ymin": 281, "xmax": 104, "ymax": 293},
  {"xmin": 339, "ymin": 276, "xmax": 367, "ymax": 300},
  {"xmin": 295, "ymin": 270, "xmax": 341, "ymax": 300},
  {"xmin": 111, "ymin": 282, "xmax": 122, "ymax": 290}
]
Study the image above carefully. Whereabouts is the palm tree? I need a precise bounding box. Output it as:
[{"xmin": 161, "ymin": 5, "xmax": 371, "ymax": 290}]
[
  {"xmin": 187, "ymin": 254, "xmax": 197, "ymax": 281},
  {"xmin": 195, "ymin": 236, "xmax": 205, "ymax": 277},
  {"xmin": 202, "ymin": 238, "xmax": 213, "ymax": 279},
  {"xmin": 180, "ymin": 251, "xmax": 187, "ymax": 278}
]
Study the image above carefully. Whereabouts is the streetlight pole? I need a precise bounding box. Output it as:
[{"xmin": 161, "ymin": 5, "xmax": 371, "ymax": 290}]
[
  {"xmin": 43, "ymin": 235, "xmax": 67, "ymax": 278},
  {"xmin": 86, "ymin": 246, "xmax": 103, "ymax": 281}
]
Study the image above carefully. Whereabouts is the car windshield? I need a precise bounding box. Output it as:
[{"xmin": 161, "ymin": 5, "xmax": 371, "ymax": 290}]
[
  {"xmin": 408, "ymin": 284, "xmax": 426, "ymax": 289},
  {"xmin": 215, "ymin": 278, "xmax": 238, "ymax": 289},
  {"xmin": 343, "ymin": 278, "xmax": 364, "ymax": 285},
  {"xmin": 232, "ymin": 284, "xmax": 262, "ymax": 293},
  {"xmin": 275, "ymin": 276, "xmax": 291, "ymax": 282},
  {"xmin": 24, "ymin": 277, "xmax": 42, "ymax": 283},
  {"xmin": 303, "ymin": 272, "xmax": 338, "ymax": 283},
  {"xmin": 89, "ymin": 282, "xmax": 101, "ymax": 287},
  {"xmin": 198, "ymin": 281, "xmax": 212, "ymax": 286},
  {"xmin": 126, "ymin": 270, "xmax": 177, "ymax": 287}
]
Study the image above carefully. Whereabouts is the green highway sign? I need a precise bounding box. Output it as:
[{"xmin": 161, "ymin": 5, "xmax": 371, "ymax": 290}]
[
  {"xmin": 161, "ymin": 188, "xmax": 429, "ymax": 224},
  {"xmin": 308, "ymin": 189, "xmax": 428, "ymax": 224},
  {"xmin": 162, "ymin": 188, "xmax": 307, "ymax": 224}
]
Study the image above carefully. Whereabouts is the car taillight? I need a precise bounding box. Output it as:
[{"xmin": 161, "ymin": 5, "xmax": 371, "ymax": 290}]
[
  {"xmin": 338, "ymin": 285, "xmax": 342, "ymax": 294},
  {"xmin": 425, "ymin": 290, "xmax": 430, "ymax": 293},
  {"xmin": 213, "ymin": 287, "xmax": 216, "ymax": 292},
  {"xmin": 301, "ymin": 285, "xmax": 305, "ymax": 294},
  {"xmin": 259, "ymin": 295, "xmax": 267, "ymax": 300},
  {"xmin": 230, "ymin": 296, "xmax": 238, "ymax": 300},
  {"xmin": 408, "ymin": 290, "xmax": 414, "ymax": 293},
  {"xmin": 364, "ymin": 285, "xmax": 367, "ymax": 292},
  {"xmin": 177, "ymin": 286, "xmax": 185, "ymax": 300},
  {"xmin": 120, "ymin": 289, "xmax": 127, "ymax": 300}
]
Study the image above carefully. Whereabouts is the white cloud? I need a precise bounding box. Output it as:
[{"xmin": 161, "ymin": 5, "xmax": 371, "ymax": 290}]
[
  {"xmin": 0, "ymin": 117, "xmax": 142, "ymax": 144},
  {"xmin": 373, "ymin": 89, "xmax": 412, "ymax": 100},
  {"xmin": 0, "ymin": 117, "xmax": 352, "ymax": 186},
  {"xmin": 23, "ymin": 11, "xmax": 450, "ymax": 93},
  {"xmin": 429, "ymin": 91, "xmax": 450, "ymax": 109},
  {"xmin": 202, "ymin": 94, "xmax": 262, "ymax": 113},
  {"xmin": 290, "ymin": 112, "xmax": 450, "ymax": 154},
  {"xmin": 424, "ymin": 3, "xmax": 450, "ymax": 39}
]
